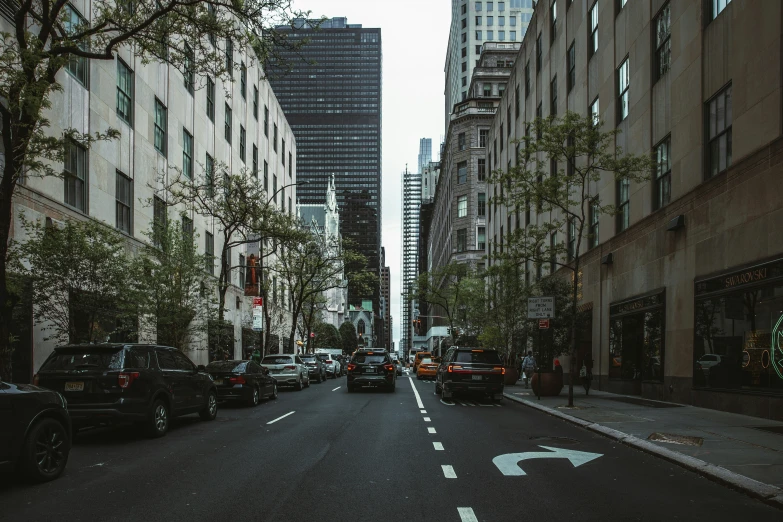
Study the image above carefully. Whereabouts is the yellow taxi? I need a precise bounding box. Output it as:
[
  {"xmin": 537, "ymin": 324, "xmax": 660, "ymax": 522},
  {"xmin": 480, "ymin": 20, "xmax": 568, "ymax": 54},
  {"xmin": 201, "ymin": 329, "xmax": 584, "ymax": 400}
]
[
  {"xmin": 413, "ymin": 351, "xmax": 432, "ymax": 373},
  {"xmin": 416, "ymin": 357, "xmax": 438, "ymax": 380}
]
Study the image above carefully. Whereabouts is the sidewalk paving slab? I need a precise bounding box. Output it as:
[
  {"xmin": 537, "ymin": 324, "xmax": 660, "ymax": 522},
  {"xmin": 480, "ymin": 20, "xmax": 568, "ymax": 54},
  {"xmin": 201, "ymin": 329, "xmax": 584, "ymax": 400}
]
[{"xmin": 503, "ymin": 386, "xmax": 783, "ymax": 509}]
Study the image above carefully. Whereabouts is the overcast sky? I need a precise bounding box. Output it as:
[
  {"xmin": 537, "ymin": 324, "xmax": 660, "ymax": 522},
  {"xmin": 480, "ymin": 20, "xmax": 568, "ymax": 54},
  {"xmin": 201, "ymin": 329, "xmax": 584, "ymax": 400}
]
[{"xmin": 291, "ymin": 0, "xmax": 451, "ymax": 349}]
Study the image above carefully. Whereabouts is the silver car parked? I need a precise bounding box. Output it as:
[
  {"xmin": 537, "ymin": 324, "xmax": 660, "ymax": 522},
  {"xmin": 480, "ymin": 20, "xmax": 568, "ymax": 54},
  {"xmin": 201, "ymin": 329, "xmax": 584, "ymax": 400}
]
[{"xmin": 261, "ymin": 355, "xmax": 310, "ymax": 391}]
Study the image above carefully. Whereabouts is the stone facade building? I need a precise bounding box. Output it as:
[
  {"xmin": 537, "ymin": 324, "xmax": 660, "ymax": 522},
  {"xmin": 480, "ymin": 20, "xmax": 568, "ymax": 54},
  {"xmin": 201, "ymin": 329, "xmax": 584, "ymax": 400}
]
[{"xmin": 486, "ymin": 0, "xmax": 783, "ymax": 420}]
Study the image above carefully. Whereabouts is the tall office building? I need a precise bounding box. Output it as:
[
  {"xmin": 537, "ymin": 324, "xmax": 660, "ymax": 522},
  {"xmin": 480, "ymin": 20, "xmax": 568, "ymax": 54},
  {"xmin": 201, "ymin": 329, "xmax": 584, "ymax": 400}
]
[
  {"xmin": 401, "ymin": 165, "xmax": 423, "ymax": 355},
  {"xmin": 268, "ymin": 17, "xmax": 383, "ymax": 306},
  {"xmin": 418, "ymin": 138, "xmax": 432, "ymax": 175},
  {"xmin": 445, "ymin": 0, "xmax": 534, "ymax": 129}
]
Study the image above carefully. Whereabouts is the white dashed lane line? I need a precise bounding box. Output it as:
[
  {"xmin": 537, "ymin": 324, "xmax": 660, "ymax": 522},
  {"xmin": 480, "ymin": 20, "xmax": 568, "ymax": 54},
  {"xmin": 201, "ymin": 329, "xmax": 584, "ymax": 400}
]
[
  {"xmin": 332, "ymin": 386, "xmax": 341, "ymax": 391},
  {"xmin": 423, "ymin": 417, "xmax": 431, "ymax": 422},
  {"xmin": 428, "ymin": 427, "xmax": 437, "ymax": 434},
  {"xmin": 266, "ymin": 411, "xmax": 295, "ymax": 425},
  {"xmin": 420, "ymin": 409, "xmax": 427, "ymax": 414},
  {"xmin": 433, "ymin": 442, "xmax": 444, "ymax": 451},
  {"xmin": 458, "ymin": 507, "xmax": 478, "ymax": 522},
  {"xmin": 442, "ymin": 465, "xmax": 457, "ymax": 479}
]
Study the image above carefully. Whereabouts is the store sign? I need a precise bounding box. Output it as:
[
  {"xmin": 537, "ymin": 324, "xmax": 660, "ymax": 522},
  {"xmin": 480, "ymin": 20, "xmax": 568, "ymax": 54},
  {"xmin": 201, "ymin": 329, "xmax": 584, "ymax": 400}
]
[
  {"xmin": 695, "ymin": 258, "xmax": 783, "ymax": 296},
  {"xmin": 609, "ymin": 291, "xmax": 664, "ymax": 316}
]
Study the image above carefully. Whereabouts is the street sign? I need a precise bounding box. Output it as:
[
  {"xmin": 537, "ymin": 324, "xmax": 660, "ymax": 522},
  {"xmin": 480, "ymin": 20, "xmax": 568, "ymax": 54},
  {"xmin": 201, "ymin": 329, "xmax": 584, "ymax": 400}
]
[
  {"xmin": 310, "ymin": 332, "xmax": 315, "ymax": 338},
  {"xmin": 252, "ymin": 314, "xmax": 264, "ymax": 331},
  {"xmin": 492, "ymin": 446, "xmax": 603, "ymax": 476},
  {"xmin": 538, "ymin": 319, "xmax": 550, "ymax": 329},
  {"xmin": 253, "ymin": 297, "xmax": 263, "ymax": 307},
  {"xmin": 527, "ymin": 297, "xmax": 555, "ymax": 319}
]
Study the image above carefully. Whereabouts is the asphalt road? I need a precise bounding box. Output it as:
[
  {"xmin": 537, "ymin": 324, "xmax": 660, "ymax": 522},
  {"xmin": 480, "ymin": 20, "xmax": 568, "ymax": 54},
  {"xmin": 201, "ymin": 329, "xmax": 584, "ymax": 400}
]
[{"xmin": 0, "ymin": 373, "xmax": 779, "ymax": 521}]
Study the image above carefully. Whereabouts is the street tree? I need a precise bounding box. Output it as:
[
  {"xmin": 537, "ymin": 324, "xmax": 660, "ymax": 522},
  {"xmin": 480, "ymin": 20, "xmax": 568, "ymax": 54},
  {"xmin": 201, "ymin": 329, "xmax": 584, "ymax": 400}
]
[
  {"xmin": 13, "ymin": 218, "xmax": 137, "ymax": 347},
  {"xmin": 339, "ymin": 321, "xmax": 358, "ymax": 356},
  {"xmin": 411, "ymin": 262, "xmax": 476, "ymax": 342},
  {"xmin": 312, "ymin": 322, "xmax": 342, "ymax": 351},
  {"xmin": 477, "ymin": 261, "xmax": 530, "ymax": 363},
  {"xmin": 297, "ymin": 292, "xmax": 327, "ymax": 353},
  {"xmin": 0, "ymin": 0, "xmax": 314, "ymax": 379},
  {"xmin": 491, "ymin": 111, "xmax": 654, "ymax": 405}
]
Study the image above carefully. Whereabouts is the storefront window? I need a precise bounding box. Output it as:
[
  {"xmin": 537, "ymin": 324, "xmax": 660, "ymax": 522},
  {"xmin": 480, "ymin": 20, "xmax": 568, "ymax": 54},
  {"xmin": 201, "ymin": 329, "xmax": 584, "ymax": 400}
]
[
  {"xmin": 694, "ymin": 262, "xmax": 783, "ymax": 394},
  {"xmin": 609, "ymin": 291, "xmax": 665, "ymax": 382}
]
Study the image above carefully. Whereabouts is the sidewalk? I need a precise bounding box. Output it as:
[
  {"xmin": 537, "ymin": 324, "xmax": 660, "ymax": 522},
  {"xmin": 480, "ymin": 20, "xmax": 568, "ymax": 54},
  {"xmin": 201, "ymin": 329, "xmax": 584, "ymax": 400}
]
[{"xmin": 503, "ymin": 385, "xmax": 783, "ymax": 508}]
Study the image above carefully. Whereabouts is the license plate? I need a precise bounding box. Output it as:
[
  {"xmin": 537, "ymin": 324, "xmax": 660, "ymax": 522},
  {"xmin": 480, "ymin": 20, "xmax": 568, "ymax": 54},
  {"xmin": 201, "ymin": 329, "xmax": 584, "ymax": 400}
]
[
  {"xmin": 365, "ymin": 368, "xmax": 376, "ymax": 373},
  {"xmin": 471, "ymin": 375, "xmax": 482, "ymax": 381},
  {"xmin": 213, "ymin": 379, "xmax": 223, "ymax": 385},
  {"xmin": 65, "ymin": 381, "xmax": 84, "ymax": 391},
  {"xmin": 269, "ymin": 369, "xmax": 281, "ymax": 374}
]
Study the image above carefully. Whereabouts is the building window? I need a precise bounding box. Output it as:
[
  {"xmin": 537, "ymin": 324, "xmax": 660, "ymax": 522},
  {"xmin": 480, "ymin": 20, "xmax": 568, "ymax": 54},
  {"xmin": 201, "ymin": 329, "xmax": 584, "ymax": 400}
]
[
  {"xmin": 476, "ymin": 30, "xmax": 482, "ymax": 40},
  {"xmin": 488, "ymin": 1, "xmax": 494, "ymax": 11},
  {"xmin": 550, "ymin": 75, "xmax": 557, "ymax": 115},
  {"xmin": 476, "ymin": 1, "xmax": 482, "ymax": 11},
  {"xmin": 288, "ymin": 152, "xmax": 293, "ymax": 178},
  {"xmin": 479, "ymin": 129, "xmax": 489, "ymax": 148},
  {"xmin": 711, "ymin": 0, "xmax": 731, "ymax": 20},
  {"xmin": 282, "ymin": 139, "xmax": 286, "ymax": 165},
  {"xmin": 566, "ymin": 132, "xmax": 575, "ymax": 176},
  {"xmin": 499, "ymin": 16, "xmax": 505, "ymax": 26},
  {"xmin": 550, "ymin": 1, "xmax": 557, "ymax": 42},
  {"xmin": 515, "ymin": 85, "xmax": 520, "ymax": 118},
  {"xmin": 499, "ymin": 1, "xmax": 505, "ymax": 11},
  {"xmin": 205, "ymin": 153, "xmax": 215, "ymax": 197},
  {"xmin": 476, "ymin": 45, "xmax": 482, "ymax": 54},
  {"xmin": 273, "ymin": 124, "xmax": 278, "ymax": 152},
  {"xmin": 550, "ymin": 232, "xmax": 557, "ymax": 272},
  {"xmin": 536, "ymin": 102, "xmax": 542, "ymax": 137},
  {"xmin": 488, "ymin": 15, "xmax": 494, "ymax": 26},
  {"xmin": 487, "ymin": 30, "xmax": 494, "ymax": 40},
  {"xmin": 477, "ymin": 192, "xmax": 487, "ymax": 217},
  {"xmin": 536, "ymin": 33, "xmax": 542, "ymax": 72},
  {"xmin": 477, "ymin": 227, "xmax": 486, "ymax": 250},
  {"xmin": 653, "ymin": 136, "xmax": 672, "ymax": 210},
  {"xmin": 616, "ymin": 178, "xmax": 630, "ymax": 232},
  {"xmin": 225, "ymin": 38, "xmax": 233, "ymax": 75},
  {"xmin": 510, "ymin": 15, "xmax": 517, "ymax": 26},
  {"xmin": 457, "ymin": 195, "xmax": 468, "ymax": 218},
  {"xmin": 183, "ymin": 128, "xmax": 193, "ymax": 179},
  {"xmin": 273, "ymin": 175, "xmax": 278, "ymax": 204},
  {"xmin": 590, "ymin": 97, "xmax": 600, "ymax": 126},
  {"xmin": 63, "ymin": 140, "xmax": 87, "ymax": 212},
  {"xmin": 154, "ymin": 98, "xmax": 167, "ymax": 156},
  {"xmin": 264, "ymin": 106, "xmax": 269, "ymax": 136},
  {"xmin": 655, "ymin": 4, "xmax": 671, "ymax": 82},
  {"xmin": 239, "ymin": 254, "xmax": 245, "ymax": 288},
  {"xmin": 184, "ymin": 43, "xmax": 194, "ymax": 94},
  {"xmin": 182, "ymin": 216, "xmax": 193, "ymax": 239},
  {"xmin": 478, "ymin": 158, "xmax": 486, "ymax": 181},
  {"xmin": 499, "ymin": 30, "xmax": 505, "ymax": 41},
  {"xmin": 617, "ymin": 57, "xmax": 630, "ymax": 122},
  {"xmin": 224, "ymin": 103, "xmax": 232, "ymax": 143},
  {"xmin": 253, "ymin": 86, "xmax": 259, "ymax": 120},
  {"xmin": 707, "ymin": 84, "xmax": 732, "ymax": 177},
  {"xmin": 567, "ymin": 42, "xmax": 576, "ymax": 92},
  {"xmin": 239, "ymin": 126, "xmax": 246, "ymax": 163},
  {"xmin": 264, "ymin": 161, "xmax": 269, "ymax": 192},
  {"xmin": 483, "ymin": 84, "xmax": 492, "ymax": 97},
  {"xmin": 458, "ymin": 132, "xmax": 466, "ymax": 151},
  {"xmin": 457, "ymin": 229, "xmax": 468, "ymax": 252},
  {"xmin": 477, "ymin": 15, "xmax": 482, "ymax": 25},
  {"xmin": 524, "ymin": 61, "xmax": 530, "ymax": 96},
  {"xmin": 457, "ymin": 161, "xmax": 468, "ymax": 184},
  {"xmin": 589, "ymin": 1, "xmax": 598, "ymax": 57},
  {"xmin": 511, "ymin": 30, "xmax": 517, "ymax": 40},
  {"xmin": 116, "ymin": 59, "xmax": 133, "ymax": 124},
  {"xmin": 207, "ymin": 77, "xmax": 215, "ymax": 122},
  {"xmin": 63, "ymin": 5, "xmax": 88, "ymax": 86},
  {"xmin": 507, "ymin": 107, "xmax": 512, "ymax": 137},
  {"xmin": 153, "ymin": 196, "xmax": 167, "ymax": 247},
  {"xmin": 567, "ymin": 219, "xmax": 576, "ymax": 260},
  {"xmin": 252, "ymin": 145, "xmax": 258, "ymax": 177},
  {"xmin": 116, "ymin": 171, "xmax": 132, "ymax": 234},
  {"xmin": 500, "ymin": 126, "xmax": 504, "ymax": 149},
  {"xmin": 240, "ymin": 61, "xmax": 247, "ymax": 98},
  {"xmin": 205, "ymin": 232, "xmax": 214, "ymax": 275},
  {"xmin": 589, "ymin": 197, "xmax": 599, "ymax": 248}
]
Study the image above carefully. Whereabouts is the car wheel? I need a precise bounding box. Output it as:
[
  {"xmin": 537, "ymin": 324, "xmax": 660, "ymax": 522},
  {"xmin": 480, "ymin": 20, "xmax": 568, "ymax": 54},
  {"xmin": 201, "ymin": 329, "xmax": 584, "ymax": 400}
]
[
  {"xmin": 295, "ymin": 378, "xmax": 303, "ymax": 391},
  {"xmin": 305, "ymin": 375, "xmax": 311, "ymax": 388},
  {"xmin": 317, "ymin": 373, "xmax": 322, "ymax": 383},
  {"xmin": 199, "ymin": 391, "xmax": 218, "ymax": 421},
  {"xmin": 21, "ymin": 417, "xmax": 70, "ymax": 482},
  {"xmin": 146, "ymin": 399, "xmax": 170, "ymax": 438},
  {"xmin": 248, "ymin": 386, "xmax": 260, "ymax": 407},
  {"xmin": 435, "ymin": 380, "xmax": 442, "ymax": 395},
  {"xmin": 388, "ymin": 382, "xmax": 396, "ymax": 393},
  {"xmin": 270, "ymin": 383, "xmax": 278, "ymax": 400}
]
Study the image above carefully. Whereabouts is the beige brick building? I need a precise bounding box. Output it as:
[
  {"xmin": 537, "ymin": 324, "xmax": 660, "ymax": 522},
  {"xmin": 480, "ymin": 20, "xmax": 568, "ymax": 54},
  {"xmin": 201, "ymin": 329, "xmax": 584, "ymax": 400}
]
[{"xmin": 486, "ymin": 0, "xmax": 783, "ymax": 420}]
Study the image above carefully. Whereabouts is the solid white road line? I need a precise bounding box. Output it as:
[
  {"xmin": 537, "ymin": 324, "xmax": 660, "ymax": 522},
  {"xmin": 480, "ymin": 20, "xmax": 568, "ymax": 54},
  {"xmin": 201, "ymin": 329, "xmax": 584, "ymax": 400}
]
[
  {"xmin": 457, "ymin": 507, "xmax": 479, "ymax": 522},
  {"xmin": 266, "ymin": 411, "xmax": 295, "ymax": 425},
  {"xmin": 332, "ymin": 386, "xmax": 341, "ymax": 391},
  {"xmin": 409, "ymin": 376, "xmax": 425, "ymax": 409},
  {"xmin": 423, "ymin": 417, "xmax": 431, "ymax": 422},
  {"xmin": 433, "ymin": 442, "xmax": 444, "ymax": 451},
  {"xmin": 442, "ymin": 465, "xmax": 457, "ymax": 478},
  {"xmin": 428, "ymin": 427, "xmax": 437, "ymax": 434}
]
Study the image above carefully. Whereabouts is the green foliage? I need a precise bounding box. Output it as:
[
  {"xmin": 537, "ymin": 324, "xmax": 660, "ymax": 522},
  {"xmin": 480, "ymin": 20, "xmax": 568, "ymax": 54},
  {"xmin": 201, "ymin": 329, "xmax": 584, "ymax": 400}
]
[
  {"xmin": 476, "ymin": 261, "xmax": 530, "ymax": 358},
  {"xmin": 14, "ymin": 217, "xmax": 137, "ymax": 344},
  {"xmin": 339, "ymin": 321, "xmax": 358, "ymax": 355},
  {"xmin": 312, "ymin": 322, "xmax": 341, "ymax": 350},
  {"xmin": 411, "ymin": 262, "xmax": 479, "ymax": 339}
]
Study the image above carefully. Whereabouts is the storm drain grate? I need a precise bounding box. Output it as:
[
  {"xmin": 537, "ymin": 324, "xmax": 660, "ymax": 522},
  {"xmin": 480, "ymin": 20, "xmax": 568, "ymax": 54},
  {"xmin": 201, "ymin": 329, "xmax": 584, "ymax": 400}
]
[
  {"xmin": 749, "ymin": 425, "xmax": 783, "ymax": 436},
  {"xmin": 648, "ymin": 432, "xmax": 704, "ymax": 446},
  {"xmin": 604, "ymin": 396, "xmax": 684, "ymax": 408}
]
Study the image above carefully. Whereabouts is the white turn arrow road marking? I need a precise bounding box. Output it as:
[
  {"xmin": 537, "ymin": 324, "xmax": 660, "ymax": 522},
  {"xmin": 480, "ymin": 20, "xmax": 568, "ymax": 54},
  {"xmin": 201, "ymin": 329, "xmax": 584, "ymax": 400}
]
[{"xmin": 493, "ymin": 446, "xmax": 603, "ymax": 476}]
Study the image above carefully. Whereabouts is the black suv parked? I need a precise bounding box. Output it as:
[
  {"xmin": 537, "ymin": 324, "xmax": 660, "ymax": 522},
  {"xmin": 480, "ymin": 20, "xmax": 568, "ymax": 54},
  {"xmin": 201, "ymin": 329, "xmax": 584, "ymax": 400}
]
[
  {"xmin": 347, "ymin": 349, "xmax": 396, "ymax": 392},
  {"xmin": 0, "ymin": 381, "xmax": 72, "ymax": 482},
  {"xmin": 35, "ymin": 344, "xmax": 218, "ymax": 437},
  {"xmin": 435, "ymin": 347, "xmax": 504, "ymax": 401}
]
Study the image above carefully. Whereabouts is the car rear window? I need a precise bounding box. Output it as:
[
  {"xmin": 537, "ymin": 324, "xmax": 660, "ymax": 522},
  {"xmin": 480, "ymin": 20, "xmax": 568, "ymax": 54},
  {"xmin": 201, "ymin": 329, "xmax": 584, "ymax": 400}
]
[
  {"xmin": 353, "ymin": 354, "xmax": 387, "ymax": 364},
  {"xmin": 207, "ymin": 361, "xmax": 247, "ymax": 372},
  {"xmin": 262, "ymin": 356, "xmax": 293, "ymax": 364},
  {"xmin": 316, "ymin": 354, "xmax": 330, "ymax": 360},
  {"xmin": 421, "ymin": 358, "xmax": 433, "ymax": 364},
  {"xmin": 40, "ymin": 348, "xmax": 124, "ymax": 371},
  {"xmin": 455, "ymin": 351, "xmax": 501, "ymax": 364},
  {"xmin": 301, "ymin": 356, "xmax": 316, "ymax": 361}
]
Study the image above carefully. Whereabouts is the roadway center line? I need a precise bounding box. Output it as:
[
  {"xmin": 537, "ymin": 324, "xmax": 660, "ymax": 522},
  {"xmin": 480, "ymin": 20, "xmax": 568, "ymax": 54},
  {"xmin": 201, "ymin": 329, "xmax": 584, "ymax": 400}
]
[
  {"xmin": 420, "ymin": 409, "xmax": 427, "ymax": 414},
  {"xmin": 428, "ymin": 427, "xmax": 437, "ymax": 434},
  {"xmin": 332, "ymin": 386, "xmax": 341, "ymax": 391},
  {"xmin": 423, "ymin": 417, "xmax": 431, "ymax": 422},
  {"xmin": 457, "ymin": 507, "xmax": 478, "ymax": 522},
  {"xmin": 442, "ymin": 465, "xmax": 457, "ymax": 478},
  {"xmin": 409, "ymin": 376, "xmax": 425, "ymax": 409},
  {"xmin": 433, "ymin": 442, "xmax": 444, "ymax": 451},
  {"xmin": 266, "ymin": 411, "xmax": 295, "ymax": 425}
]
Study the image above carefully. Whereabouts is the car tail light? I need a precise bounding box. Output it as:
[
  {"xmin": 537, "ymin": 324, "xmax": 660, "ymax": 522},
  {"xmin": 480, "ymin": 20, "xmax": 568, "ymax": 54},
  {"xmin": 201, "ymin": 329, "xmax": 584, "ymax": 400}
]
[
  {"xmin": 326, "ymin": 360, "xmax": 333, "ymax": 364},
  {"xmin": 118, "ymin": 372, "xmax": 140, "ymax": 389},
  {"xmin": 347, "ymin": 363, "xmax": 356, "ymax": 371},
  {"xmin": 284, "ymin": 365, "xmax": 297, "ymax": 370},
  {"xmin": 448, "ymin": 364, "xmax": 463, "ymax": 373},
  {"xmin": 229, "ymin": 375, "xmax": 246, "ymax": 384},
  {"xmin": 33, "ymin": 374, "xmax": 39, "ymax": 386},
  {"xmin": 384, "ymin": 364, "xmax": 394, "ymax": 372}
]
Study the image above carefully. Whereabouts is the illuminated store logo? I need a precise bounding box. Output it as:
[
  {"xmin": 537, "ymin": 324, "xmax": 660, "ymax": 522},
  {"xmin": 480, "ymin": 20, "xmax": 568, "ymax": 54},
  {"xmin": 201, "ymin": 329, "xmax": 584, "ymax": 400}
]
[{"xmin": 772, "ymin": 314, "xmax": 783, "ymax": 380}]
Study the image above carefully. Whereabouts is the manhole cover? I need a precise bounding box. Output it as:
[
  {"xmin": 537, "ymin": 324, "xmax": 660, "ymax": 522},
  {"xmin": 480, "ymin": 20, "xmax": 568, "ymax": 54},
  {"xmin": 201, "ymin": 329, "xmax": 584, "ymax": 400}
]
[
  {"xmin": 605, "ymin": 397, "xmax": 684, "ymax": 408},
  {"xmin": 750, "ymin": 425, "xmax": 783, "ymax": 435},
  {"xmin": 528, "ymin": 436, "xmax": 580, "ymax": 445},
  {"xmin": 648, "ymin": 432, "xmax": 703, "ymax": 446}
]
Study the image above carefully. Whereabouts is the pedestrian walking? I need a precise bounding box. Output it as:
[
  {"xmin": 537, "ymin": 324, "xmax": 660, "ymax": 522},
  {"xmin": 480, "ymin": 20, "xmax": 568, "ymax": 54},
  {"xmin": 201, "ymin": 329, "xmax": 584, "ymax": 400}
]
[
  {"xmin": 251, "ymin": 348, "xmax": 262, "ymax": 364},
  {"xmin": 521, "ymin": 351, "xmax": 537, "ymax": 389},
  {"xmin": 580, "ymin": 360, "xmax": 593, "ymax": 395}
]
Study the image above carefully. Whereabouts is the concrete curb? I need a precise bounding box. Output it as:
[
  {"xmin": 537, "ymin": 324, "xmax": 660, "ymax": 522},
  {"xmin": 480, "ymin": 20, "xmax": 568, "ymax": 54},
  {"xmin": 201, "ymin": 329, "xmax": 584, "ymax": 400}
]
[{"xmin": 504, "ymin": 392, "xmax": 783, "ymax": 510}]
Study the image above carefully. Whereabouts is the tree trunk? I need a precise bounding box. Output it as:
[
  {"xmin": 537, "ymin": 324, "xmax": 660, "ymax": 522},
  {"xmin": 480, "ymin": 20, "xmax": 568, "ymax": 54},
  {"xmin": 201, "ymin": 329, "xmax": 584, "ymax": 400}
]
[
  {"xmin": 568, "ymin": 256, "xmax": 581, "ymax": 407},
  {"xmin": 0, "ymin": 158, "xmax": 18, "ymax": 381}
]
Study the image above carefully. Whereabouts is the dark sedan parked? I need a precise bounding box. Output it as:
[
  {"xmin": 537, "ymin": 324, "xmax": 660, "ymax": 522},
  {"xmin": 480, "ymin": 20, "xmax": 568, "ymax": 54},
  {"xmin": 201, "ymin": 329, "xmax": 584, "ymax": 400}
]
[
  {"xmin": 0, "ymin": 381, "xmax": 72, "ymax": 482},
  {"xmin": 300, "ymin": 354, "xmax": 327, "ymax": 383},
  {"xmin": 35, "ymin": 344, "xmax": 218, "ymax": 438},
  {"xmin": 206, "ymin": 360, "xmax": 277, "ymax": 406},
  {"xmin": 346, "ymin": 350, "xmax": 396, "ymax": 392}
]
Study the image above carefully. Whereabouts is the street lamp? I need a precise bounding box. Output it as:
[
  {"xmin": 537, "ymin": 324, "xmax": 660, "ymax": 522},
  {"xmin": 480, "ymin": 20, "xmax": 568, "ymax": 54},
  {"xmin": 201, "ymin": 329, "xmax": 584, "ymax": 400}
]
[{"xmin": 259, "ymin": 180, "xmax": 310, "ymax": 356}]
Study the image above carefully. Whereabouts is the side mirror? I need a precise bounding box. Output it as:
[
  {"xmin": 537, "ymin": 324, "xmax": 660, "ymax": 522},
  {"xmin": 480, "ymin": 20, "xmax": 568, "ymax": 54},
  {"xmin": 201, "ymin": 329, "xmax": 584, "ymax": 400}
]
[{"xmin": 197, "ymin": 364, "xmax": 206, "ymax": 371}]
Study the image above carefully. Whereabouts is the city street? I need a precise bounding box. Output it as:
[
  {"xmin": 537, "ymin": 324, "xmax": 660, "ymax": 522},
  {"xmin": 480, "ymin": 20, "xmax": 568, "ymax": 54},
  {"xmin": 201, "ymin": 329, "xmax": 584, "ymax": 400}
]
[{"xmin": 1, "ymin": 375, "xmax": 779, "ymax": 521}]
